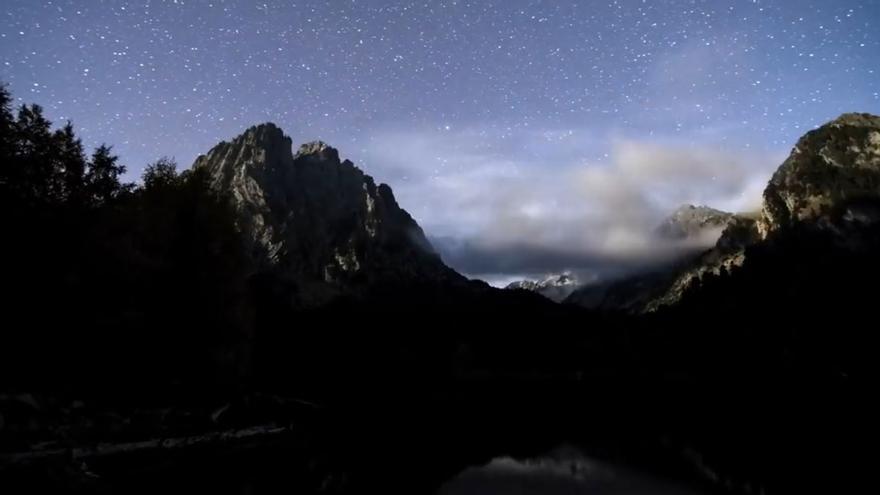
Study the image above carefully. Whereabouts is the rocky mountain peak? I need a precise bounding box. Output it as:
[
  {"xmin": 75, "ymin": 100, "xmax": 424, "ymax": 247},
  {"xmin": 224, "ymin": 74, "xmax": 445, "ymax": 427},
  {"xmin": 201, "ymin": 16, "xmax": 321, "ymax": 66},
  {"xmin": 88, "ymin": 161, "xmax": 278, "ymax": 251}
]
[
  {"xmin": 829, "ymin": 112, "xmax": 880, "ymax": 129},
  {"xmin": 295, "ymin": 140, "xmax": 340, "ymax": 162},
  {"xmin": 758, "ymin": 112, "xmax": 880, "ymax": 237},
  {"xmin": 192, "ymin": 124, "xmax": 460, "ymax": 305},
  {"xmin": 234, "ymin": 122, "xmax": 291, "ymax": 157},
  {"xmin": 243, "ymin": 121, "xmax": 284, "ymax": 137},
  {"xmin": 655, "ymin": 204, "xmax": 734, "ymax": 240},
  {"xmin": 196, "ymin": 122, "xmax": 292, "ymax": 166}
]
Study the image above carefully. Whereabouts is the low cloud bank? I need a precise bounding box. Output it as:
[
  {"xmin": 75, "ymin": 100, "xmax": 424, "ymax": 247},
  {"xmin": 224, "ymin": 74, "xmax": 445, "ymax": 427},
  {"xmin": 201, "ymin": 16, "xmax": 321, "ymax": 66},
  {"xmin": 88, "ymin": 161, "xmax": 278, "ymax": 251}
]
[{"xmin": 362, "ymin": 126, "xmax": 782, "ymax": 285}]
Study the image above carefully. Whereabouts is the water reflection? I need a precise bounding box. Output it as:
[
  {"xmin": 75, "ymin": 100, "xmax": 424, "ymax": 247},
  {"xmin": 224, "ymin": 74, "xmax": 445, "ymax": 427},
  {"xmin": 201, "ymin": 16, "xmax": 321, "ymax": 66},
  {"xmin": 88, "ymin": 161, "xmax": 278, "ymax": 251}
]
[{"xmin": 440, "ymin": 446, "xmax": 702, "ymax": 495}]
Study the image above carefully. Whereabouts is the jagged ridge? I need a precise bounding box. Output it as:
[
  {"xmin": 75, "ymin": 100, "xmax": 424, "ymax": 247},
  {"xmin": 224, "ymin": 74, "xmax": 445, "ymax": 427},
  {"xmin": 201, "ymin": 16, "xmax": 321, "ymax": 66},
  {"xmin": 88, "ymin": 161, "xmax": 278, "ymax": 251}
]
[
  {"xmin": 654, "ymin": 205, "xmax": 734, "ymax": 240},
  {"xmin": 505, "ymin": 272, "xmax": 579, "ymax": 302},
  {"xmin": 192, "ymin": 123, "xmax": 463, "ymax": 305}
]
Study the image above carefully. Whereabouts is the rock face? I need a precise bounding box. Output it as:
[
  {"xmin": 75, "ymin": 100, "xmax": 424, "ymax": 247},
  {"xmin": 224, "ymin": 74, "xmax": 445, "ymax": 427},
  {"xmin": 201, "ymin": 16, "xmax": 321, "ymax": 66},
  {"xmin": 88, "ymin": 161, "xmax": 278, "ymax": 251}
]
[
  {"xmin": 192, "ymin": 123, "xmax": 462, "ymax": 305},
  {"xmin": 655, "ymin": 205, "xmax": 734, "ymax": 241},
  {"xmin": 567, "ymin": 113, "xmax": 880, "ymax": 313},
  {"xmin": 629, "ymin": 212, "xmax": 763, "ymax": 312},
  {"xmin": 505, "ymin": 273, "xmax": 579, "ymax": 302},
  {"xmin": 758, "ymin": 113, "xmax": 880, "ymax": 237}
]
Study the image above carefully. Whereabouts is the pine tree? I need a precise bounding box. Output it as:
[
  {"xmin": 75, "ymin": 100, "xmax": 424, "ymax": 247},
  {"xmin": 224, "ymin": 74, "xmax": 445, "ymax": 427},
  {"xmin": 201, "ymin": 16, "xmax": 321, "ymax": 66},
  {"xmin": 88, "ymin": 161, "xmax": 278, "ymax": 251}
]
[
  {"xmin": 13, "ymin": 103, "xmax": 54, "ymax": 204},
  {"xmin": 0, "ymin": 85, "xmax": 17, "ymax": 200},
  {"xmin": 54, "ymin": 121, "xmax": 87, "ymax": 204},
  {"xmin": 85, "ymin": 144, "xmax": 130, "ymax": 205},
  {"xmin": 0, "ymin": 84, "xmax": 14, "ymax": 161}
]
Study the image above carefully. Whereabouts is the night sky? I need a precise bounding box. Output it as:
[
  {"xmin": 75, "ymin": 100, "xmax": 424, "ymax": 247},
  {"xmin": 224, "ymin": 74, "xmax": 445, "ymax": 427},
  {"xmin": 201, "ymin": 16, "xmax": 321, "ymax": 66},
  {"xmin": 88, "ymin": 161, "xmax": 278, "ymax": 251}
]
[{"xmin": 3, "ymin": 0, "xmax": 879, "ymax": 283}]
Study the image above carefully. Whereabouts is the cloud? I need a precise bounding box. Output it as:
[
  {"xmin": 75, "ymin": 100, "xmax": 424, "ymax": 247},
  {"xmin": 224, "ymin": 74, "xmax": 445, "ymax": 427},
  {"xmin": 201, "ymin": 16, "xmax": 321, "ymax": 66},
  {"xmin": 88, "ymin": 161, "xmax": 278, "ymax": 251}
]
[{"xmin": 360, "ymin": 125, "xmax": 783, "ymax": 284}]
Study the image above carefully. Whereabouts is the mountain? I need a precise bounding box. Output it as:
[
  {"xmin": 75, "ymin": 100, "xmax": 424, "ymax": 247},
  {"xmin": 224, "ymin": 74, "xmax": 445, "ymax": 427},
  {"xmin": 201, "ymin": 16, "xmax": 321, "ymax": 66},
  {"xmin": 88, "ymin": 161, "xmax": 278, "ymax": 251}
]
[
  {"xmin": 758, "ymin": 112, "xmax": 880, "ymax": 236},
  {"xmin": 192, "ymin": 123, "xmax": 466, "ymax": 306},
  {"xmin": 566, "ymin": 113, "xmax": 880, "ymax": 313},
  {"xmin": 505, "ymin": 272, "xmax": 579, "ymax": 302},
  {"xmin": 509, "ymin": 206, "xmax": 734, "ymax": 305},
  {"xmin": 658, "ymin": 112, "xmax": 880, "ymax": 310},
  {"xmin": 654, "ymin": 204, "xmax": 734, "ymax": 241},
  {"xmin": 563, "ymin": 205, "xmax": 739, "ymax": 311}
]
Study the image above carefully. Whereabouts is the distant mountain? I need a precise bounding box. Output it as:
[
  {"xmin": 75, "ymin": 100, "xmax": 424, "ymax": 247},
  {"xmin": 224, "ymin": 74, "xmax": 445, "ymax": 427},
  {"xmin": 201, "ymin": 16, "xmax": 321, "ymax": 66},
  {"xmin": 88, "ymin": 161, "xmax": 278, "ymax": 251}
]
[
  {"xmin": 505, "ymin": 272, "xmax": 579, "ymax": 302},
  {"xmin": 516, "ymin": 206, "xmax": 734, "ymax": 306},
  {"xmin": 654, "ymin": 204, "xmax": 734, "ymax": 241},
  {"xmin": 192, "ymin": 123, "xmax": 466, "ymax": 306},
  {"xmin": 566, "ymin": 113, "xmax": 880, "ymax": 313},
  {"xmin": 562, "ymin": 205, "xmax": 737, "ymax": 310}
]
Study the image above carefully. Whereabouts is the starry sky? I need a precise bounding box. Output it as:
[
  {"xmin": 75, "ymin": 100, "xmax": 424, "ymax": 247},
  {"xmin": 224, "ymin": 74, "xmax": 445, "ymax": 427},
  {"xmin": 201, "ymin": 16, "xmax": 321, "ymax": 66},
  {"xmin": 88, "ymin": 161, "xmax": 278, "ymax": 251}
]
[{"xmin": 3, "ymin": 0, "xmax": 879, "ymax": 283}]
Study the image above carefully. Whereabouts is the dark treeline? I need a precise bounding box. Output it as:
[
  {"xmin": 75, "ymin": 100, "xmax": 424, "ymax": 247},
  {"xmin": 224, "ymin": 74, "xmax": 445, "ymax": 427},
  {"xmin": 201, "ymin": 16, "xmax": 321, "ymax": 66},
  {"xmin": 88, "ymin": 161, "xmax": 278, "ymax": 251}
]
[{"xmin": 0, "ymin": 85, "xmax": 250, "ymax": 399}]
